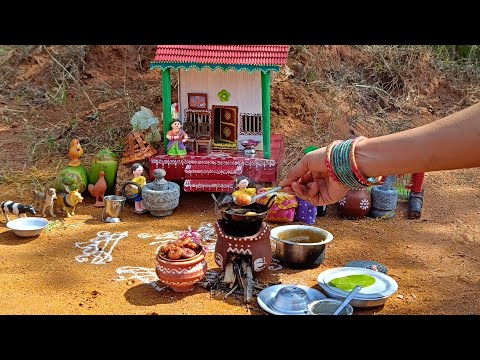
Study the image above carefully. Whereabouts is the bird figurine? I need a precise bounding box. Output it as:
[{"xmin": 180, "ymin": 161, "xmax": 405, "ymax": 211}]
[
  {"xmin": 68, "ymin": 138, "xmax": 84, "ymax": 166},
  {"xmin": 88, "ymin": 171, "xmax": 108, "ymax": 207}
]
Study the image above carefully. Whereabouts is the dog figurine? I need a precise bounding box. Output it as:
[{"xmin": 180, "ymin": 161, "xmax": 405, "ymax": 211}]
[
  {"xmin": 55, "ymin": 189, "xmax": 84, "ymax": 218},
  {"xmin": 1, "ymin": 201, "xmax": 36, "ymax": 222},
  {"xmin": 32, "ymin": 188, "xmax": 57, "ymax": 218}
]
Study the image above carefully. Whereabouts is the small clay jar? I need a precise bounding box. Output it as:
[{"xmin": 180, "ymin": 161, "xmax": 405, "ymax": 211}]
[
  {"xmin": 337, "ymin": 188, "xmax": 371, "ymax": 219},
  {"xmin": 155, "ymin": 249, "xmax": 207, "ymax": 292}
]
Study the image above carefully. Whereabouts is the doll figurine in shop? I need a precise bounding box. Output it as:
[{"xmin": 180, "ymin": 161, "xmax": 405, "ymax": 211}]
[
  {"xmin": 130, "ymin": 163, "xmax": 148, "ymax": 214},
  {"xmin": 166, "ymin": 120, "xmax": 188, "ymax": 156},
  {"xmin": 232, "ymin": 176, "xmax": 257, "ymax": 206}
]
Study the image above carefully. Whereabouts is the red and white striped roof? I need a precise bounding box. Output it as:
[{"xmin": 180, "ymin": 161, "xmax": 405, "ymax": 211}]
[{"xmin": 153, "ymin": 45, "xmax": 289, "ymax": 66}]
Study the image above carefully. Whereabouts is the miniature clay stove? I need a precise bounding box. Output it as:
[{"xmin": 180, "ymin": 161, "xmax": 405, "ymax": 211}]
[
  {"xmin": 214, "ymin": 219, "xmax": 272, "ymax": 273},
  {"xmin": 142, "ymin": 169, "xmax": 180, "ymax": 217},
  {"xmin": 213, "ymin": 218, "xmax": 272, "ymax": 303}
]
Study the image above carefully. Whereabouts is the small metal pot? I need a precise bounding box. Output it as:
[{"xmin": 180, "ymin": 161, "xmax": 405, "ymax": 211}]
[{"xmin": 270, "ymin": 225, "xmax": 334, "ymax": 268}]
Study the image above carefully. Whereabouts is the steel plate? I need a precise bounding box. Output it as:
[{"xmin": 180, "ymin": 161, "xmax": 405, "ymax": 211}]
[
  {"xmin": 317, "ymin": 267, "xmax": 398, "ymax": 307},
  {"xmin": 257, "ymin": 284, "xmax": 326, "ymax": 315}
]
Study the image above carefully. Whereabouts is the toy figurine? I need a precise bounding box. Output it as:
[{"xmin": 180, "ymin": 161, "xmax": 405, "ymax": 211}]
[
  {"xmin": 232, "ymin": 176, "xmax": 257, "ymax": 205},
  {"xmin": 55, "ymin": 189, "xmax": 84, "ymax": 218},
  {"xmin": 68, "ymin": 138, "xmax": 84, "ymax": 166},
  {"xmin": 1, "ymin": 201, "xmax": 36, "ymax": 222},
  {"xmin": 171, "ymin": 103, "xmax": 180, "ymax": 120},
  {"xmin": 166, "ymin": 120, "xmax": 188, "ymax": 156},
  {"xmin": 88, "ymin": 171, "xmax": 108, "ymax": 207},
  {"xmin": 130, "ymin": 163, "xmax": 148, "ymax": 214},
  {"xmin": 32, "ymin": 187, "xmax": 57, "ymax": 217},
  {"xmin": 54, "ymin": 138, "xmax": 88, "ymax": 194}
]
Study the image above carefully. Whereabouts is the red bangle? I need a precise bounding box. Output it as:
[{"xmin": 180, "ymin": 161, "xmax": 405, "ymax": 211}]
[
  {"xmin": 325, "ymin": 140, "xmax": 344, "ymax": 186},
  {"xmin": 350, "ymin": 136, "xmax": 380, "ymax": 186}
]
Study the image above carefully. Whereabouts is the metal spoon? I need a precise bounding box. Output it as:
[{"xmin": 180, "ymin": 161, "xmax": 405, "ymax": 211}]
[
  {"xmin": 234, "ymin": 186, "xmax": 282, "ymax": 206},
  {"xmin": 333, "ymin": 285, "xmax": 362, "ymax": 315},
  {"xmin": 211, "ymin": 194, "xmax": 220, "ymax": 213}
]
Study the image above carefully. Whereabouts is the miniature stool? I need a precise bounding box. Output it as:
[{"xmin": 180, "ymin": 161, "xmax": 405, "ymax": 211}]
[{"xmin": 195, "ymin": 138, "xmax": 211, "ymax": 154}]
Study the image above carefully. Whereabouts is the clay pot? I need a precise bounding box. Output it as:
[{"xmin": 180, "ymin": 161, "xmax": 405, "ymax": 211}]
[
  {"xmin": 337, "ymin": 188, "xmax": 371, "ymax": 219},
  {"xmin": 155, "ymin": 248, "xmax": 207, "ymax": 292}
]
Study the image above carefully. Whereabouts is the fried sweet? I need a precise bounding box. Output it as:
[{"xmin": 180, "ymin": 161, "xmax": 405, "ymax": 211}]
[
  {"xmin": 167, "ymin": 246, "xmax": 184, "ymax": 260},
  {"xmin": 181, "ymin": 248, "xmax": 196, "ymax": 258},
  {"xmin": 234, "ymin": 193, "xmax": 252, "ymax": 206},
  {"xmin": 184, "ymin": 241, "xmax": 201, "ymax": 250}
]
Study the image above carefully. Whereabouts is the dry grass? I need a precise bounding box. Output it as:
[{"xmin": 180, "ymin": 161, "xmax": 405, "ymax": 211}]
[
  {"xmin": 435, "ymin": 53, "xmax": 480, "ymax": 105},
  {"xmin": 284, "ymin": 45, "xmax": 480, "ymax": 138},
  {"xmin": 0, "ymin": 45, "xmax": 88, "ymax": 106},
  {"xmin": 0, "ymin": 165, "xmax": 59, "ymax": 202},
  {"xmin": 0, "ymin": 45, "xmax": 159, "ymax": 164},
  {"xmin": 276, "ymin": 45, "xmax": 480, "ymax": 178},
  {"xmin": 2, "ymin": 45, "xmax": 480, "ymax": 191}
]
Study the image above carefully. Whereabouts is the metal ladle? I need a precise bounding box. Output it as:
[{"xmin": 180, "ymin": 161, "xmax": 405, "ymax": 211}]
[
  {"xmin": 233, "ymin": 186, "xmax": 282, "ymax": 206},
  {"xmin": 333, "ymin": 285, "xmax": 362, "ymax": 315},
  {"xmin": 211, "ymin": 193, "xmax": 222, "ymax": 214}
]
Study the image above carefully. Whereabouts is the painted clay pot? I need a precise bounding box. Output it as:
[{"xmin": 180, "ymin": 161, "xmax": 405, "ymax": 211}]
[
  {"xmin": 155, "ymin": 248, "xmax": 207, "ymax": 292},
  {"xmin": 337, "ymin": 188, "xmax": 371, "ymax": 219}
]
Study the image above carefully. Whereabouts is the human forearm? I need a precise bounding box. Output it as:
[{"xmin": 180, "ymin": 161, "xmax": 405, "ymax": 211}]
[{"xmin": 355, "ymin": 103, "xmax": 480, "ymax": 177}]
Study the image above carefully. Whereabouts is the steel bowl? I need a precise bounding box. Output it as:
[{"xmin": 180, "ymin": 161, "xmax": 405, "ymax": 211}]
[
  {"xmin": 308, "ymin": 299, "xmax": 354, "ymax": 315},
  {"xmin": 6, "ymin": 217, "xmax": 49, "ymax": 237},
  {"xmin": 270, "ymin": 225, "xmax": 334, "ymax": 268},
  {"xmin": 268, "ymin": 286, "xmax": 311, "ymax": 315}
]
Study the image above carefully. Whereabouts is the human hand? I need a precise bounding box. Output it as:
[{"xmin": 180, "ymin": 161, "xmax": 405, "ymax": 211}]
[
  {"xmin": 279, "ymin": 147, "xmax": 349, "ymax": 206},
  {"xmin": 174, "ymin": 135, "xmax": 179, "ymax": 140},
  {"xmin": 181, "ymin": 138, "xmax": 187, "ymax": 143}
]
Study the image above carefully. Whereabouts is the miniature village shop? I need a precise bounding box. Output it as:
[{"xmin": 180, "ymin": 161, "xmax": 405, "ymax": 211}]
[{"xmin": 148, "ymin": 45, "xmax": 289, "ymax": 192}]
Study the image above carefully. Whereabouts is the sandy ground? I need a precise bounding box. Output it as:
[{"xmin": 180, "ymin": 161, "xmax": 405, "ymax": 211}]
[{"xmin": 1, "ymin": 167, "xmax": 479, "ymax": 315}]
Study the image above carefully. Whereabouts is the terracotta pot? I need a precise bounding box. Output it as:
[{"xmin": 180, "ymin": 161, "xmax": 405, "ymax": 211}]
[
  {"xmin": 337, "ymin": 188, "xmax": 371, "ymax": 219},
  {"xmin": 155, "ymin": 249, "xmax": 207, "ymax": 292}
]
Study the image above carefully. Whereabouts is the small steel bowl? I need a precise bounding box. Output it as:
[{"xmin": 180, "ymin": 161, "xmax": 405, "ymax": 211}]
[
  {"xmin": 240, "ymin": 140, "xmax": 259, "ymax": 149},
  {"xmin": 6, "ymin": 217, "xmax": 49, "ymax": 237},
  {"xmin": 308, "ymin": 299, "xmax": 354, "ymax": 315},
  {"xmin": 271, "ymin": 225, "xmax": 334, "ymax": 268},
  {"xmin": 269, "ymin": 286, "xmax": 311, "ymax": 315}
]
